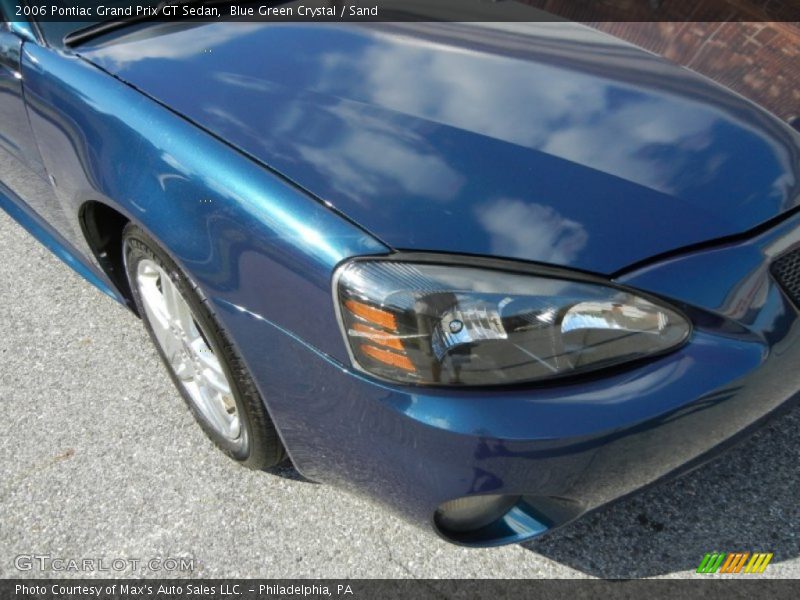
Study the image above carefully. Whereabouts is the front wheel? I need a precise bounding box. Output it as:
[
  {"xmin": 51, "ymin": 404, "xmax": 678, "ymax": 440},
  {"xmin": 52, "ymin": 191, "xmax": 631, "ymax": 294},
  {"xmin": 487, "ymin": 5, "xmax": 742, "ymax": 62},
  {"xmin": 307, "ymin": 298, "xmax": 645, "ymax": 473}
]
[{"xmin": 123, "ymin": 224, "xmax": 285, "ymax": 469}]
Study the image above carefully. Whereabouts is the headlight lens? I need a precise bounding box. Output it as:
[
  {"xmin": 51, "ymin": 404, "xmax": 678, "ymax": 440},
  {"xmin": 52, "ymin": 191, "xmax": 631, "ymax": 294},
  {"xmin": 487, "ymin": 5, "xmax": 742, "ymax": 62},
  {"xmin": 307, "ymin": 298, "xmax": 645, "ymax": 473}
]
[{"xmin": 334, "ymin": 260, "xmax": 690, "ymax": 386}]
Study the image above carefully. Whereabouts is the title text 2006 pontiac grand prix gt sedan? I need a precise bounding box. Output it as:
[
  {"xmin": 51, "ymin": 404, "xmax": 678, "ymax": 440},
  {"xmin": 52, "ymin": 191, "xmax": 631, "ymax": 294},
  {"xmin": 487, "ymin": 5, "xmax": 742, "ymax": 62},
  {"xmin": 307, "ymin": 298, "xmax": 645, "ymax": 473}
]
[{"xmin": 2, "ymin": 6, "xmax": 800, "ymax": 546}]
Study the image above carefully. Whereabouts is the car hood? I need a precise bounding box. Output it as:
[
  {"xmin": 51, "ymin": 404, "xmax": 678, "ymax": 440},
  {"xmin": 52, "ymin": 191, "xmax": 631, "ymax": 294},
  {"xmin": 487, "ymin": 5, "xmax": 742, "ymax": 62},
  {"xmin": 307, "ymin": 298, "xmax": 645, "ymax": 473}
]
[{"xmin": 81, "ymin": 22, "xmax": 800, "ymax": 274}]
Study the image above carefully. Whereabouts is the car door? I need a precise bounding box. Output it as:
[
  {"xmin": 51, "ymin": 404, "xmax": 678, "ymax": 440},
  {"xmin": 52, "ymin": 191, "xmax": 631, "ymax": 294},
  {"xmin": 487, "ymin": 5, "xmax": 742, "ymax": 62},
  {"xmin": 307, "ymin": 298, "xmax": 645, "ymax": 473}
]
[
  {"xmin": 0, "ymin": 17, "xmax": 39, "ymax": 166},
  {"xmin": 0, "ymin": 10, "xmax": 72, "ymax": 235}
]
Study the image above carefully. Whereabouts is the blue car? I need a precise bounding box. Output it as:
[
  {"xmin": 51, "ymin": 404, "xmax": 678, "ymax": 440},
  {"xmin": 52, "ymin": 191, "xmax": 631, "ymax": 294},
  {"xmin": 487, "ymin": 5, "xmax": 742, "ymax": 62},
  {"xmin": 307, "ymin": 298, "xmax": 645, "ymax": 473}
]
[{"xmin": 2, "ymin": 5, "xmax": 800, "ymax": 547}]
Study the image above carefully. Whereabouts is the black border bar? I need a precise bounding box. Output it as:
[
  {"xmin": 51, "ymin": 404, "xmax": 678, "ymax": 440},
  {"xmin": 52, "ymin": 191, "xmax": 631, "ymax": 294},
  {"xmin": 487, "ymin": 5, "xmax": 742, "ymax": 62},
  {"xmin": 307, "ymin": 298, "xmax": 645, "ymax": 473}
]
[
  {"xmin": 5, "ymin": 579, "xmax": 800, "ymax": 600},
  {"xmin": 10, "ymin": 0, "xmax": 800, "ymax": 23}
]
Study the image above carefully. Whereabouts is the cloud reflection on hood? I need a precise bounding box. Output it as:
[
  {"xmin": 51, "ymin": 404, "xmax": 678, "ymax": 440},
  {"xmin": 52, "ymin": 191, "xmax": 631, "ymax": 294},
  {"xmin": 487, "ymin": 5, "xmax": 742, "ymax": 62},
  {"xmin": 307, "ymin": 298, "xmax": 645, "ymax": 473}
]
[
  {"xmin": 313, "ymin": 36, "xmax": 723, "ymax": 197},
  {"xmin": 476, "ymin": 198, "xmax": 588, "ymax": 265}
]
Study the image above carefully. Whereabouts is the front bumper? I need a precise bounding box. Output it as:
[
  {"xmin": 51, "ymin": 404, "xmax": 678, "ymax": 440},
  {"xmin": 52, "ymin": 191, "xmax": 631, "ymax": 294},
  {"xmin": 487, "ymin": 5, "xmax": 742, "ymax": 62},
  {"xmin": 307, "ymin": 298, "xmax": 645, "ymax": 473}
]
[{"xmin": 217, "ymin": 211, "xmax": 800, "ymax": 546}]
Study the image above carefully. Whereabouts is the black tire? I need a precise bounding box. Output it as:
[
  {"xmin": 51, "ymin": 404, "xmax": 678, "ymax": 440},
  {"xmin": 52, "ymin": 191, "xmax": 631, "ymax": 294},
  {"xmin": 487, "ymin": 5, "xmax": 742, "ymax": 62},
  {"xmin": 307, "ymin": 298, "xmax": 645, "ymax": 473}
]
[{"xmin": 122, "ymin": 223, "xmax": 285, "ymax": 469}]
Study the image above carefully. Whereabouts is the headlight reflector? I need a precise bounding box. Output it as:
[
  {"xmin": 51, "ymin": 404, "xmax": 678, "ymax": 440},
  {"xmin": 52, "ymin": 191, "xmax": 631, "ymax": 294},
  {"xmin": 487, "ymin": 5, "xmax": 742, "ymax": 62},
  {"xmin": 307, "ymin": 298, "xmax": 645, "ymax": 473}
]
[{"xmin": 335, "ymin": 260, "xmax": 690, "ymax": 386}]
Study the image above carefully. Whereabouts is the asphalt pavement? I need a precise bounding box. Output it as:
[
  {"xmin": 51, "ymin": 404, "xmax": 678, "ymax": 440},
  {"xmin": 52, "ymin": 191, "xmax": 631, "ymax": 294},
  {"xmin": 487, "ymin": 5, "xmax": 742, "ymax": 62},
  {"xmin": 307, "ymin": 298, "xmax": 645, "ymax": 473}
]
[{"xmin": 1, "ymin": 208, "xmax": 799, "ymax": 579}]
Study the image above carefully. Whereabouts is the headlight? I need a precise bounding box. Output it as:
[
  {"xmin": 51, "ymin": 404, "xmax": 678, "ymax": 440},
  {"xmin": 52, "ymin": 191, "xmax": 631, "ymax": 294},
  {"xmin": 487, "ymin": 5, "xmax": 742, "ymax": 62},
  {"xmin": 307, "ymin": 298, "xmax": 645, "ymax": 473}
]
[{"xmin": 334, "ymin": 260, "xmax": 691, "ymax": 386}]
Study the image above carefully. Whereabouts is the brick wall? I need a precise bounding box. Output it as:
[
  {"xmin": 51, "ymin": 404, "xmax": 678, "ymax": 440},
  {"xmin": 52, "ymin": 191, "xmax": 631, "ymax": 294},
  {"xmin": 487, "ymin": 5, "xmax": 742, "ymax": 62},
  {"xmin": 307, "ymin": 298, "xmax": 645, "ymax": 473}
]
[{"xmin": 522, "ymin": 2, "xmax": 800, "ymax": 121}]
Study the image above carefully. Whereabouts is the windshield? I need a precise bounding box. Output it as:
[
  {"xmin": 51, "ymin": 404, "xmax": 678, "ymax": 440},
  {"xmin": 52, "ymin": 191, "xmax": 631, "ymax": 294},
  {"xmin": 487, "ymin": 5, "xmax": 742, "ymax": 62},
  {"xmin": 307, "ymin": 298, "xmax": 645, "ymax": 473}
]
[
  {"xmin": 37, "ymin": 0, "xmax": 279, "ymax": 47},
  {"xmin": 35, "ymin": 1, "xmax": 166, "ymax": 46}
]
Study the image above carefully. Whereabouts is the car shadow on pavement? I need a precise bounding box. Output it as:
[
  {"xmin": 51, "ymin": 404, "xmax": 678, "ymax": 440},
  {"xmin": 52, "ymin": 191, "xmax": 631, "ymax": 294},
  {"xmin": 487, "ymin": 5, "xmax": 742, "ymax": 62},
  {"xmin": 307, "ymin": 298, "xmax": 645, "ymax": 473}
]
[
  {"xmin": 264, "ymin": 459, "xmax": 317, "ymax": 483},
  {"xmin": 524, "ymin": 403, "xmax": 800, "ymax": 577}
]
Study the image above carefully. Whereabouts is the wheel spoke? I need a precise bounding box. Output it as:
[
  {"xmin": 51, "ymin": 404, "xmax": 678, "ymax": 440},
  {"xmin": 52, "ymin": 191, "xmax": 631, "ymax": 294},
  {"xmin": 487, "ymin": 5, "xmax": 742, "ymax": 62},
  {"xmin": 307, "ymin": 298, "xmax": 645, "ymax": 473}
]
[
  {"xmin": 147, "ymin": 300, "xmax": 176, "ymax": 349},
  {"xmin": 139, "ymin": 274, "xmax": 182, "ymax": 363},
  {"xmin": 203, "ymin": 367, "xmax": 232, "ymax": 396},
  {"xmin": 188, "ymin": 338, "xmax": 231, "ymax": 396},
  {"xmin": 161, "ymin": 275, "xmax": 194, "ymax": 334},
  {"xmin": 189, "ymin": 337, "xmax": 222, "ymax": 371},
  {"xmin": 135, "ymin": 258, "xmax": 241, "ymax": 443},
  {"xmin": 137, "ymin": 270, "xmax": 170, "ymax": 332},
  {"xmin": 173, "ymin": 356, "xmax": 195, "ymax": 381},
  {"xmin": 199, "ymin": 384, "xmax": 237, "ymax": 435}
]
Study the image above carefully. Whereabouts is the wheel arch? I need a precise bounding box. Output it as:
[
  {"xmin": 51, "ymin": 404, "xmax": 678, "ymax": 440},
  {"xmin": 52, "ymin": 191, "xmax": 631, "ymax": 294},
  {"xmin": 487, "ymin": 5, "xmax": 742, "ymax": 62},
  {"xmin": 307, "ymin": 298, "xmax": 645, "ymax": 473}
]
[{"xmin": 78, "ymin": 199, "xmax": 137, "ymax": 313}]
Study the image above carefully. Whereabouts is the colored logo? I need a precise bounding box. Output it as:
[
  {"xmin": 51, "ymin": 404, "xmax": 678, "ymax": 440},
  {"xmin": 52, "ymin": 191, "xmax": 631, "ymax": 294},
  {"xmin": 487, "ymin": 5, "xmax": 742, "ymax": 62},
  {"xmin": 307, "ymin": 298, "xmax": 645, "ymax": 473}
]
[{"xmin": 697, "ymin": 552, "xmax": 773, "ymax": 574}]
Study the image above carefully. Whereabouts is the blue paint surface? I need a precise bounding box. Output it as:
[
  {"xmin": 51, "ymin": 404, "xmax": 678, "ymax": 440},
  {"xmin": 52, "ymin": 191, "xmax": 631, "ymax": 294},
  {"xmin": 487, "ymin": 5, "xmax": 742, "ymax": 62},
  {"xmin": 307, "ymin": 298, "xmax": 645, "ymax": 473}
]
[{"xmin": 3, "ymin": 20, "xmax": 800, "ymax": 544}]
